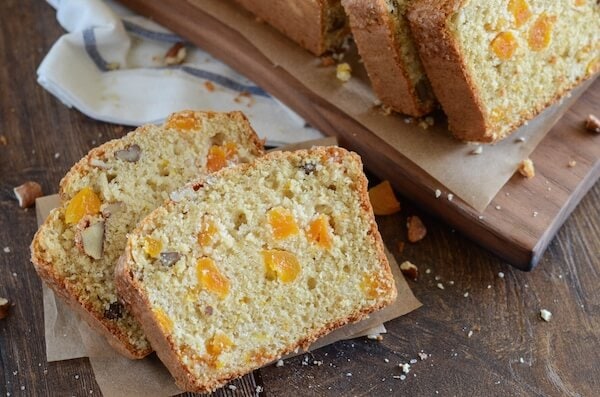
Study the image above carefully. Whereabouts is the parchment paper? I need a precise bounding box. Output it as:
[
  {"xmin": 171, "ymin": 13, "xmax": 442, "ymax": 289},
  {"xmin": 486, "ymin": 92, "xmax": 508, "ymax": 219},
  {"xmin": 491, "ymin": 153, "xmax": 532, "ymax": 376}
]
[
  {"xmin": 188, "ymin": 0, "xmax": 595, "ymax": 211},
  {"xmin": 35, "ymin": 138, "xmax": 421, "ymax": 397}
]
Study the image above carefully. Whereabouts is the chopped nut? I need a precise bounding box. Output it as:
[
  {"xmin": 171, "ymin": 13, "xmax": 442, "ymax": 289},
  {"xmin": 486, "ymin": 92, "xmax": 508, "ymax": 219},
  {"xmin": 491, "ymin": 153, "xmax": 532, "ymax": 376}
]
[
  {"xmin": 319, "ymin": 56, "xmax": 336, "ymax": 67},
  {"xmin": 204, "ymin": 81, "xmax": 215, "ymax": 92},
  {"xmin": 79, "ymin": 220, "xmax": 105, "ymax": 260},
  {"xmin": 400, "ymin": 261, "xmax": 418, "ymax": 280},
  {"xmin": 0, "ymin": 297, "xmax": 10, "ymax": 319},
  {"xmin": 336, "ymin": 63, "xmax": 352, "ymax": 82},
  {"xmin": 518, "ymin": 158, "xmax": 535, "ymax": 178},
  {"xmin": 160, "ymin": 252, "xmax": 181, "ymax": 267},
  {"xmin": 115, "ymin": 144, "xmax": 141, "ymax": 162},
  {"xmin": 164, "ymin": 42, "xmax": 187, "ymax": 66},
  {"xmin": 13, "ymin": 181, "xmax": 43, "ymax": 208},
  {"xmin": 585, "ymin": 114, "xmax": 600, "ymax": 133},
  {"xmin": 407, "ymin": 216, "xmax": 427, "ymax": 243},
  {"xmin": 104, "ymin": 301, "xmax": 124, "ymax": 320},
  {"xmin": 540, "ymin": 309, "xmax": 552, "ymax": 322}
]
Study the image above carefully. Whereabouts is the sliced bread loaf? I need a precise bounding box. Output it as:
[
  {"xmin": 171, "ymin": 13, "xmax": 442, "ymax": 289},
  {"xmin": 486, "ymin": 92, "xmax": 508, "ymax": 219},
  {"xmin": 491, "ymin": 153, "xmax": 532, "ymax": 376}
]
[
  {"xmin": 116, "ymin": 147, "xmax": 397, "ymax": 392},
  {"xmin": 408, "ymin": 0, "xmax": 599, "ymax": 142},
  {"xmin": 342, "ymin": 0, "xmax": 435, "ymax": 116},
  {"xmin": 236, "ymin": 0, "xmax": 349, "ymax": 55},
  {"xmin": 31, "ymin": 111, "xmax": 264, "ymax": 358}
]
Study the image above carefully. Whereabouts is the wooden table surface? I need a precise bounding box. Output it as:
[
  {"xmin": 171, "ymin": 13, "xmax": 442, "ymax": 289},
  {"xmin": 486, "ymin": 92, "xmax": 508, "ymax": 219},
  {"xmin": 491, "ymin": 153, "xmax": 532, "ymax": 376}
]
[{"xmin": 1, "ymin": 1, "xmax": 598, "ymax": 396}]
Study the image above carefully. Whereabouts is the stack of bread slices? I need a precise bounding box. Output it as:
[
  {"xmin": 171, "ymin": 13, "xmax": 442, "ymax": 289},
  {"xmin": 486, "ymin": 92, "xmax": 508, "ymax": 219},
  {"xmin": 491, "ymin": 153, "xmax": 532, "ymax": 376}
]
[
  {"xmin": 238, "ymin": 0, "xmax": 599, "ymax": 142},
  {"xmin": 31, "ymin": 110, "xmax": 398, "ymax": 392}
]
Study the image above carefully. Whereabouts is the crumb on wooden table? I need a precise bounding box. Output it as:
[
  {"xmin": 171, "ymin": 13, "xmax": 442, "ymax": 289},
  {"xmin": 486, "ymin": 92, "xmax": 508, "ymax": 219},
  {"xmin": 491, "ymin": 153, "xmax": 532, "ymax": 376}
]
[{"xmin": 518, "ymin": 158, "xmax": 535, "ymax": 179}]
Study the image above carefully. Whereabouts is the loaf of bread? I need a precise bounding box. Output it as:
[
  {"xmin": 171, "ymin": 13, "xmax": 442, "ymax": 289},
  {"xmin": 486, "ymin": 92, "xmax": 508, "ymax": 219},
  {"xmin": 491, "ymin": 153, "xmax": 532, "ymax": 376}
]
[
  {"xmin": 342, "ymin": 0, "xmax": 435, "ymax": 117},
  {"xmin": 116, "ymin": 147, "xmax": 397, "ymax": 392},
  {"xmin": 408, "ymin": 0, "xmax": 599, "ymax": 142},
  {"xmin": 30, "ymin": 111, "xmax": 264, "ymax": 359},
  {"xmin": 236, "ymin": 0, "xmax": 349, "ymax": 55}
]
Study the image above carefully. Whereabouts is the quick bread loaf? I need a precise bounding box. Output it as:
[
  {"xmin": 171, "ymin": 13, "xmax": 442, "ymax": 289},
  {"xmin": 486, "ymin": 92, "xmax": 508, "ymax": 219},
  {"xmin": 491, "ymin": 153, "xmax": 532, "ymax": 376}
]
[
  {"xmin": 342, "ymin": 0, "xmax": 435, "ymax": 117},
  {"xmin": 30, "ymin": 111, "xmax": 264, "ymax": 358},
  {"xmin": 236, "ymin": 0, "xmax": 349, "ymax": 55},
  {"xmin": 116, "ymin": 147, "xmax": 397, "ymax": 392},
  {"xmin": 408, "ymin": 0, "xmax": 599, "ymax": 142}
]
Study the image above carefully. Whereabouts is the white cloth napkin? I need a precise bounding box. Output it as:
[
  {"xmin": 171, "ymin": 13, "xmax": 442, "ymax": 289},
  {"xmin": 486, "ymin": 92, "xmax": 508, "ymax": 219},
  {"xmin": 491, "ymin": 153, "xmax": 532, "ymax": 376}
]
[{"xmin": 38, "ymin": 0, "xmax": 324, "ymax": 146}]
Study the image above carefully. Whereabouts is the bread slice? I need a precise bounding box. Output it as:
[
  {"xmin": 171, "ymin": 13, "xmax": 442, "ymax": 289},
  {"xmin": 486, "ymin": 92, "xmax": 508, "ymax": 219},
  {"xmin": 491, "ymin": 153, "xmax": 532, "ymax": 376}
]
[
  {"xmin": 342, "ymin": 0, "xmax": 435, "ymax": 117},
  {"xmin": 235, "ymin": 0, "xmax": 349, "ymax": 55},
  {"xmin": 408, "ymin": 0, "xmax": 599, "ymax": 142},
  {"xmin": 115, "ymin": 147, "xmax": 397, "ymax": 392},
  {"xmin": 30, "ymin": 111, "xmax": 264, "ymax": 359}
]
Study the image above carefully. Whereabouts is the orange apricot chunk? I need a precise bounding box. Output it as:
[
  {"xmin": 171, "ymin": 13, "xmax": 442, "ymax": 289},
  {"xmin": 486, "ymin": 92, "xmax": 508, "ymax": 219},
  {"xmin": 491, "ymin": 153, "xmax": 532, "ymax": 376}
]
[
  {"xmin": 368, "ymin": 181, "xmax": 401, "ymax": 215},
  {"xmin": 360, "ymin": 274, "xmax": 385, "ymax": 299},
  {"xmin": 307, "ymin": 215, "xmax": 333, "ymax": 249},
  {"xmin": 153, "ymin": 308, "xmax": 173, "ymax": 333},
  {"xmin": 267, "ymin": 207, "xmax": 299, "ymax": 239},
  {"xmin": 261, "ymin": 250, "xmax": 301, "ymax": 283},
  {"xmin": 198, "ymin": 218, "xmax": 217, "ymax": 247},
  {"xmin": 508, "ymin": 0, "xmax": 532, "ymax": 28},
  {"xmin": 206, "ymin": 142, "xmax": 238, "ymax": 173},
  {"xmin": 165, "ymin": 111, "xmax": 199, "ymax": 131},
  {"xmin": 143, "ymin": 237, "xmax": 163, "ymax": 258},
  {"xmin": 528, "ymin": 13, "xmax": 555, "ymax": 51},
  {"xmin": 64, "ymin": 187, "xmax": 102, "ymax": 224},
  {"xmin": 197, "ymin": 258, "xmax": 230, "ymax": 299},
  {"xmin": 491, "ymin": 31, "xmax": 518, "ymax": 60},
  {"xmin": 206, "ymin": 333, "xmax": 234, "ymax": 368}
]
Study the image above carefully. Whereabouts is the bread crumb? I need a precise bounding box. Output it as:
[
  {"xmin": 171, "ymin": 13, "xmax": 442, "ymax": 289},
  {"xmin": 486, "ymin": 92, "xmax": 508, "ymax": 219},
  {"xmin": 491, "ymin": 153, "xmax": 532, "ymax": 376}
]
[
  {"xmin": 54, "ymin": 152, "xmax": 61, "ymax": 159},
  {"xmin": 336, "ymin": 63, "xmax": 352, "ymax": 82},
  {"xmin": 3, "ymin": 247, "xmax": 10, "ymax": 253},
  {"xmin": 519, "ymin": 357, "xmax": 525, "ymax": 364},
  {"xmin": 495, "ymin": 205, "xmax": 502, "ymax": 210},
  {"xmin": 467, "ymin": 330, "xmax": 473, "ymax": 338},
  {"xmin": 515, "ymin": 137, "xmax": 526, "ymax": 143},
  {"xmin": 367, "ymin": 334, "xmax": 383, "ymax": 341},
  {"xmin": 275, "ymin": 359, "xmax": 284, "ymax": 367},
  {"xmin": 470, "ymin": 146, "xmax": 483, "ymax": 155},
  {"xmin": 498, "ymin": 272, "xmax": 504, "ymax": 278},
  {"xmin": 228, "ymin": 385, "xmax": 237, "ymax": 391},
  {"xmin": 487, "ymin": 284, "xmax": 492, "ymax": 289},
  {"xmin": 518, "ymin": 158, "xmax": 535, "ymax": 179},
  {"xmin": 400, "ymin": 363, "xmax": 411, "ymax": 374},
  {"xmin": 435, "ymin": 189, "xmax": 441, "ymax": 198},
  {"xmin": 447, "ymin": 193, "xmax": 454, "ymax": 201},
  {"xmin": 585, "ymin": 114, "xmax": 600, "ymax": 133},
  {"xmin": 540, "ymin": 309, "xmax": 552, "ymax": 322},
  {"xmin": 256, "ymin": 385, "xmax": 263, "ymax": 394},
  {"xmin": 164, "ymin": 42, "xmax": 186, "ymax": 66},
  {"xmin": 204, "ymin": 81, "xmax": 215, "ymax": 92},
  {"xmin": 400, "ymin": 261, "xmax": 419, "ymax": 280},
  {"xmin": 568, "ymin": 160, "xmax": 577, "ymax": 168},
  {"xmin": 346, "ymin": 372, "xmax": 353, "ymax": 377},
  {"xmin": 418, "ymin": 352, "xmax": 428, "ymax": 361},
  {"xmin": 463, "ymin": 292, "xmax": 469, "ymax": 298},
  {"xmin": 437, "ymin": 283, "xmax": 445, "ymax": 290},
  {"xmin": 384, "ymin": 358, "xmax": 390, "ymax": 363},
  {"xmin": 533, "ymin": 211, "xmax": 538, "ymax": 217}
]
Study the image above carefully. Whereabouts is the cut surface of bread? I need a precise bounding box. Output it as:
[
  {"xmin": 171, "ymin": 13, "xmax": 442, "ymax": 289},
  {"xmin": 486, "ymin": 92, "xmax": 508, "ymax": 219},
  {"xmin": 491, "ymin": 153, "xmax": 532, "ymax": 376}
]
[
  {"xmin": 236, "ymin": 0, "xmax": 349, "ymax": 55},
  {"xmin": 31, "ymin": 111, "xmax": 264, "ymax": 358},
  {"xmin": 342, "ymin": 0, "xmax": 435, "ymax": 116},
  {"xmin": 116, "ymin": 147, "xmax": 397, "ymax": 392},
  {"xmin": 408, "ymin": 0, "xmax": 599, "ymax": 142}
]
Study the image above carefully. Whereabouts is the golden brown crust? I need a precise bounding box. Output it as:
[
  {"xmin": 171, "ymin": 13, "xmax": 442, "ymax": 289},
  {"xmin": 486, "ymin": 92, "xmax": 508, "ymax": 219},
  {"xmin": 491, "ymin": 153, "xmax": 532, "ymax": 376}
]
[
  {"xmin": 407, "ymin": 0, "xmax": 491, "ymax": 142},
  {"xmin": 116, "ymin": 146, "xmax": 397, "ymax": 393},
  {"xmin": 235, "ymin": 0, "xmax": 349, "ymax": 55},
  {"xmin": 342, "ymin": 0, "xmax": 435, "ymax": 117}
]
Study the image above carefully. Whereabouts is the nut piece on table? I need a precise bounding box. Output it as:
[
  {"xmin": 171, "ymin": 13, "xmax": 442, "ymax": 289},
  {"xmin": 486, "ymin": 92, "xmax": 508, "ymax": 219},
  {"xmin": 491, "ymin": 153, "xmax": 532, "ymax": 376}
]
[
  {"xmin": 13, "ymin": 181, "xmax": 43, "ymax": 208},
  {"xmin": 0, "ymin": 297, "xmax": 9, "ymax": 319},
  {"xmin": 164, "ymin": 42, "xmax": 187, "ymax": 66},
  {"xmin": 585, "ymin": 114, "xmax": 600, "ymax": 133},
  {"xmin": 407, "ymin": 216, "xmax": 427, "ymax": 243},
  {"xmin": 400, "ymin": 261, "xmax": 419, "ymax": 281},
  {"xmin": 518, "ymin": 158, "xmax": 535, "ymax": 179}
]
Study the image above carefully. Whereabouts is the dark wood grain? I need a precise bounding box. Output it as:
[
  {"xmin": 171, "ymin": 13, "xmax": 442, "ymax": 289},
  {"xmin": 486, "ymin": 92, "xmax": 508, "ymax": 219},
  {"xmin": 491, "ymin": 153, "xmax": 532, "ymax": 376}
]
[
  {"xmin": 1, "ymin": 1, "xmax": 598, "ymax": 396},
  {"xmin": 117, "ymin": 0, "xmax": 600, "ymax": 270}
]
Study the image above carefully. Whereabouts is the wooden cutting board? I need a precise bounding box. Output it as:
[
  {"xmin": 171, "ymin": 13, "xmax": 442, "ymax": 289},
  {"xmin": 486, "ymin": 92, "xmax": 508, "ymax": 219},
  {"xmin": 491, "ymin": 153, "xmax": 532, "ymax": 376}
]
[{"xmin": 118, "ymin": 0, "xmax": 600, "ymax": 271}]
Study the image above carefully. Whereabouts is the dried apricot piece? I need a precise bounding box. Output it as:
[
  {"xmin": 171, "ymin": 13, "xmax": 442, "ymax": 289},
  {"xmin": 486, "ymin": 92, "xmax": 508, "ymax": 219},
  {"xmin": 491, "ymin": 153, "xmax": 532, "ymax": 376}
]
[
  {"xmin": 528, "ymin": 13, "xmax": 555, "ymax": 51},
  {"xmin": 197, "ymin": 258, "xmax": 230, "ymax": 299},
  {"xmin": 368, "ymin": 181, "xmax": 400, "ymax": 215},
  {"xmin": 508, "ymin": 0, "xmax": 532, "ymax": 28},
  {"xmin": 65, "ymin": 187, "xmax": 102, "ymax": 224},
  {"xmin": 165, "ymin": 111, "xmax": 199, "ymax": 131},
  {"xmin": 307, "ymin": 215, "xmax": 332, "ymax": 249},
  {"xmin": 143, "ymin": 237, "xmax": 163, "ymax": 258},
  {"xmin": 206, "ymin": 332, "xmax": 234, "ymax": 368},
  {"xmin": 491, "ymin": 32, "xmax": 518, "ymax": 60},
  {"xmin": 360, "ymin": 274, "xmax": 385, "ymax": 299},
  {"xmin": 198, "ymin": 218, "xmax": 217, "ymax": 247},
  {"xmin": 261, "ymin": 250, "xmax": 301, "ymax": 283},
  {"xmin": 267, "ymin": 207, "xmax": 299, "ymax": 239},
  {"xmin": 153, "ymin": 308, "xmax": 173, "ymax": 333},
  {"xmin": 206, "ymin": 142, "xmax": 238, "ymax": 173}
]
